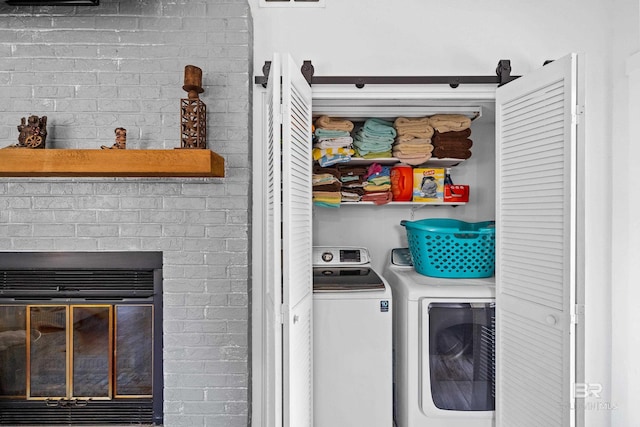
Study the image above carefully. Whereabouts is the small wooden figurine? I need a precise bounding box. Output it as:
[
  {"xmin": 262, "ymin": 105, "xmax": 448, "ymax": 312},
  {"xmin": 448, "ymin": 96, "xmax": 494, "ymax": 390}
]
[
  {"xmin": 6, "ymin": 115, "xmax": 48, "ymax": 149},
  {"xmin": 179, "ymin": 65, "xmax": 207, "ymax": 149},
  {"xmin": 101, "ymin": 127, "xmax": 127, "ymax": 149}
]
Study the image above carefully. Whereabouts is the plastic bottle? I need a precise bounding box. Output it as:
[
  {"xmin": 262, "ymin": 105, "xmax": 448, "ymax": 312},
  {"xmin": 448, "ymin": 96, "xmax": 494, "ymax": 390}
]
[
  {"xmin": 444, "ymin": 168, "xmax": 454, "ymax": 186},
  {"xmin": 444, "ymin": 168, "xmax": 456, "ymax": 196}
]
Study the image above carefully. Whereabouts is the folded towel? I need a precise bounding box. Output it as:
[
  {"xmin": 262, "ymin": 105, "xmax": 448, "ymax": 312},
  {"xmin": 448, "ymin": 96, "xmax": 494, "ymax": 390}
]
[
  {"xmin": 313, "ymin": 181, "xmax": 342, "ymax": 192},
  {"xmin": 393, "ymin": 143, "xmax": 434, "ymax": 154},
  {"xmin": 363, "ymin": 118, "xmax": 397, "ymax": 138},
  {"xmin": 315, "ymin": 115, "xmax": 354, "ymax": 132},
  {"xmin": 392, "ymin": 152, "xmax": 433, "ymax": 166},
  {"xmin": 394, "ymin": 117, "xmax": 431, "ymax": 128},
  {"xmin": 312, "ymin": 147, "xmax": 355, "ymax": 161},
  {"xmin": 431, "ymin": 139, "xmax": 473, "ymax": 151},
  {"xmin": 428, "ymin": 114, "xmax": 472, "ymax": 132},
  {"xmin": 361, "ymin": 191, "xmax": 393, "ymax": 205},
  {"xmin": 432, "ymin": 147, "xmax": 472, "ymax": 159},
  {"xmin": 315, "ymin": 128, "xmax": 351, "ymax": 139},
  {"xmin": 432, "ymin": 129, "xmax": 471, "ymax": 142},
  {"xmin": 313, "ymin": 136, "xmax": 353, "ymax": 149}
]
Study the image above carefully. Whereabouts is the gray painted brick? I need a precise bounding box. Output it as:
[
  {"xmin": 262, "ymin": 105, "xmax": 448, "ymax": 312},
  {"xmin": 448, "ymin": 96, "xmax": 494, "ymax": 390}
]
[{"xmin": 0, "ymin": 0, "xmax": 252, "ymax": 424}]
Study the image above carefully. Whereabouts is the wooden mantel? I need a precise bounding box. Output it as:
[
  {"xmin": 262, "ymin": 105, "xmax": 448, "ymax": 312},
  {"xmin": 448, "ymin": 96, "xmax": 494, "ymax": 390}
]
[{"xmin": 0, "ymin": 148, "xmax": 224, "ymax": 178}]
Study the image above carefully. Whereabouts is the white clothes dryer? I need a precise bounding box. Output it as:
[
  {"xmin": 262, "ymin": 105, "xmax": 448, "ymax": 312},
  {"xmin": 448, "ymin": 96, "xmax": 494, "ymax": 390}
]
[{"xmin": 383, "ymin": 248, "xmax": 496, "ymax": 427}]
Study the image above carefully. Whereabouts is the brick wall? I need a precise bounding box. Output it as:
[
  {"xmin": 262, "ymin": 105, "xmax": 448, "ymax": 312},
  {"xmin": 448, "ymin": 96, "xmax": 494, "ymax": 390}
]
[{"xmin": 0, "ymin": 1, "xmax": 252, "ymax": 426}]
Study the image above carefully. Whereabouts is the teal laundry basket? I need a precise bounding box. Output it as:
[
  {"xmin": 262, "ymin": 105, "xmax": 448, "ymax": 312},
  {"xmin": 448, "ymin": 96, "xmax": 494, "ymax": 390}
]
[{"xmin": 401, "ymin": 218, "xmax": 495, "ymax": 278}]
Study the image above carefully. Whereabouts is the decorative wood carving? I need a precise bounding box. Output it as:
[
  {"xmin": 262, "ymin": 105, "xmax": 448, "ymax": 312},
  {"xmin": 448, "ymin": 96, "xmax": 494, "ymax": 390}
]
[
  {"xmin": 179, "ymin": 65, "xmax": 207, "ymax": 149},
  {"xmin": 101, "ymin": 127, "xmax": 127, "ymax": 149},
  {"xmin": 5, "ymin": 115, "xmax": 48, "ymax": 149}
]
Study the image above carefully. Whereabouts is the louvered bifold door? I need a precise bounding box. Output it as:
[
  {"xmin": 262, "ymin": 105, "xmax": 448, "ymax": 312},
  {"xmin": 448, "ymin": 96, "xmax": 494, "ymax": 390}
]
[
  {"xmin": 264, "ymin": 53, "xmax": 283, "ymax": 427},
  {"xmin": 281, "ymin": 53, "xmax": 314, "ymax": 427},
  {"xmin": 495, "ymin": 54, "xmax": 579, "ymax": 427}
]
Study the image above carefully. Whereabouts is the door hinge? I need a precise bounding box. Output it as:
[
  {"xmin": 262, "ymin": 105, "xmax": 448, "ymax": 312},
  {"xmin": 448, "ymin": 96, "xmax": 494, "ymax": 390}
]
[
  {"xmin": 572, "ymin": 303, "xmax": 585, "ymax": 324},
  {"xmin": 573, "ymin": 105, "xmax": 585, "ymax": 125}
]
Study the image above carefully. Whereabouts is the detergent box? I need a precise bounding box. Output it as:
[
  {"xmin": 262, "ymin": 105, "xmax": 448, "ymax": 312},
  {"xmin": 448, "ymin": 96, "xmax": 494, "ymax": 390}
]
[{"xmin": 412, "ymin": 168, "xmax": 444, "ymax": 202}]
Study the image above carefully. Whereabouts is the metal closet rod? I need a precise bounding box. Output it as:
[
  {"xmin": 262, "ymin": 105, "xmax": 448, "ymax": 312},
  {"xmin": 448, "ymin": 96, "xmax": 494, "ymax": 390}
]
[{"xmin": 254, "ymin": 59, "xmax": 521, "ymax": 89}]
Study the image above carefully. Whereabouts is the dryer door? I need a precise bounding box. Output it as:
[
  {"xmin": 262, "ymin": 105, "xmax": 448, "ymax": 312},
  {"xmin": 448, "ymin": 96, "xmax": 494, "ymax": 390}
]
[{"xmin": 420, "ymin": 299, "xmax": 496, "ymax": 419}]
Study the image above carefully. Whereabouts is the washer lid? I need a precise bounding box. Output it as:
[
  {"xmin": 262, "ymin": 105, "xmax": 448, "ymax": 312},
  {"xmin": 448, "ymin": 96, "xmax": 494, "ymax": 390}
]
[{"xmin": 313, "ymin": 267, "xmax": 385, "ymax": 292}]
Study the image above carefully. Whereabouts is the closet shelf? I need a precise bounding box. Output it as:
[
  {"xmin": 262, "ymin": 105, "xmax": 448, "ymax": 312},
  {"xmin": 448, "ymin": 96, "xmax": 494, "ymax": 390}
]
[
  {"xmin": 0, "ymin": 148, "xmax": 225, "ymax": 178},
  {"xmin": 337, "ymin": 201, "xmax": 466, "ymax": 206},
  {"xmin": 344, "ymin": 157, "xmax": 465, "ymax": 167}
]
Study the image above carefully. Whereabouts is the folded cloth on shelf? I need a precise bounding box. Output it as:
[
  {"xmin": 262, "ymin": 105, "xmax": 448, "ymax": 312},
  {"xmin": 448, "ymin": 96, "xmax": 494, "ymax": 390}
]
[
  {"xmin": 337, "ymin": 165, "xmax": 368, "ymax": 185},
  {"xmin": 364, "ymin": 183, "xmax": 391, "ymax": 192},
  {"xmin": 312, "ymin": 173, "xmax": 340, "ymax": 186},
  {"xmin": 394, "ymin": 116, "xmax": 431, "ymax": 128},
  {"xmin": 363, "ymin": 118, "xmax": 397, "ymax": 137},
  {"xmin": 313, "ymin": 191, "xmax": 342, "ymax": 207},
  {"xmin": 428, "ymin": 114, "xmax": 472, "ymax": 132},
  {"xmin": 356, "ymin": 150, "xmax": 393, "ymax": 159},
  {"xmin": 317, "ymin": 153, "xmax": 353, "ymax": 167},
  {"xmin": 393, "ymin": 143, "xmax": 434, "ymax": 154},
  {"xmin": 313, "ymin": 181, "xmax": 342, "ymax": 192},
  {"xmin": 432, "ymin": 147, "xmax": 473, "ymax": 159},
  {"xmin": 431, "ymin": 139, "xmax": 473, "ymax": 151},
  {"xmin": 340, "ymin": 191, "xmax": 362, "ymax": 202},
  {"xmin": 432, "ymin": 128, "xmax": 472, "ymax": 142},
  {"xmin": 314, "ymin": 164, "xmax": 341, "ymax": 177},
  {"xmin": 312, "ymin": 147, "xmax": 355, "ymax": 161},
  {"xmin": 313, "ymin": 136, "xmax": 354, "ymax": 149},
  {"xmin": 315, "ymin": 115, "xmax": 355, "ymax": 133},
  {"xmin": 394, "ymin": 137, "xmax": 432, "ymax": 145},
  {"xmin": 315, "ymin": 128, "xmax": 351, "ymax": 139},
  {"xmin": 392, "ymin": 152, "xmax": 433, "ymax": 166},
  {"xmin": 361, "ymin": 191, "xmax": 393, "ymax": 205},
  {"xmin": 394, "ymin": 118, "xmax": 434, "ymax": 140}
]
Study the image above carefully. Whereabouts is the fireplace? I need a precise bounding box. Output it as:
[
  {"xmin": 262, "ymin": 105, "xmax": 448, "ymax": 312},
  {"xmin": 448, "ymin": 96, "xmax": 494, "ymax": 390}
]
[{"xmin": 0, "ymin": 252, "xmax": 163, "ymax": 426}]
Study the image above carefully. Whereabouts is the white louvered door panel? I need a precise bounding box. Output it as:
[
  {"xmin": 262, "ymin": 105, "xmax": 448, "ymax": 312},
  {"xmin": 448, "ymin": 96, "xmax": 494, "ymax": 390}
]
[
  {"xmin": 281, "ymin": 53, "xmax": 314, "ymax": 427},
  {"xmin": 264, "ymin": 53, "xmax": 283, "ymax": 427},
  {"xmin": 495, "ymin": 54, "xmax": 578, "ymax": 427}
]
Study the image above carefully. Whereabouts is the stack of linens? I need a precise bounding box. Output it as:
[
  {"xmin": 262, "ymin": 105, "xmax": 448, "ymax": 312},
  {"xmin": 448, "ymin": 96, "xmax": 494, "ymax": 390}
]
[
  {"xmin": 353, "ymin": 118, "xmax": 396, "ymax": 159},
  {"xmin": 428, "ymin": 114, "xmax": 473, "ymax": 159},
  {"xmin": 392, "ymin": 117, "xmax": 435, "ymax": 165},
  {"xmin": 313, "ymin": 116, "xmax": 355, "ymax": 167}
]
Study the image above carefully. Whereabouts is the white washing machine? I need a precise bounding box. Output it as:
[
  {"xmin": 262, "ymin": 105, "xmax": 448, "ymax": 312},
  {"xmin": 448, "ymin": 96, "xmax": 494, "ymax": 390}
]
[
  {"xmin": 383, "ymin": 248, "xmax": 495, "ymax": 427},
  {"xmin": 313, "ymin": 246, "xmax": 393, "ymax": 427}
]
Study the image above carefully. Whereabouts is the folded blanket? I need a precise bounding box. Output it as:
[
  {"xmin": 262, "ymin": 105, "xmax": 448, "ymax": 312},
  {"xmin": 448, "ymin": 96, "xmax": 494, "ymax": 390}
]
[
  {"xmin": 313, "ymin": 181, "xmax": 342, "ymax": 192},
  {"xmin": 431, "ymin": 139, "xmax": 473, "ymax": 151},
  {"xmin": 315, "ymin": 115, "xmax": 354, "ymax": 133},
  {"xmin": 432, "ymin": 147, "xmax": 472, "ymax": 159},
  {"xmin": 428, "ymin": 114, "xmax": 472, "ymax": 132}
]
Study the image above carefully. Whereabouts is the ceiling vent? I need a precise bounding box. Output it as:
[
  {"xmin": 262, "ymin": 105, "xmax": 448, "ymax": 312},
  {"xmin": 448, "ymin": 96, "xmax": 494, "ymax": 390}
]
[{"xmin": 5, "ymin": 0, "xmax": 98, "ymax": 5}]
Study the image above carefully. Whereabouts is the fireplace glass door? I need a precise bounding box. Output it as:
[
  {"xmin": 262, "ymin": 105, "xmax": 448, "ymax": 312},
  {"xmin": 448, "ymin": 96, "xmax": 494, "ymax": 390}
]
[{"xmin": 0, "ymin": 304, "xmax": 153, "ymax": 402}]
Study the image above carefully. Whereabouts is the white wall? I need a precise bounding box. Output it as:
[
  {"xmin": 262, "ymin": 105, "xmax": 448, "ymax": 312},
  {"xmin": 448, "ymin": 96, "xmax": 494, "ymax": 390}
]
[
  {"xmin": 611, "ymin": 0, "xmax": 640, "ymax": 425},
  {"xmin": 249, "ymin": 1, "xmax": 621, "ymax": 426}
]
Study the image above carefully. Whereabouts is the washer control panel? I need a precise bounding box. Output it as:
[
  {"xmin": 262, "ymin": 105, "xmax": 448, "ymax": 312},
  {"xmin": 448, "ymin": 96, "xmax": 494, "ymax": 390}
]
[{"xmin": 312, "ymin": 246, "xmax": 371, "ymax": 266}]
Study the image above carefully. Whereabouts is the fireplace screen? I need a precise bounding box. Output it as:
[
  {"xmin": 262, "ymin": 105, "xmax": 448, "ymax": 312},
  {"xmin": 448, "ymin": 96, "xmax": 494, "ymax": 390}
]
[{"xmin": 0, "ymin": 252, "xmax": 162, "ymax": 426}]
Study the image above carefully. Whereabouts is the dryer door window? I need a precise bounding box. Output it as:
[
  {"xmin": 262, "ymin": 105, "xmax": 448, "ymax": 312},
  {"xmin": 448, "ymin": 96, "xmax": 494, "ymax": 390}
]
[{"xmin": 428, "ymin": 302, "xmax": 495, "ymax": 411}]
